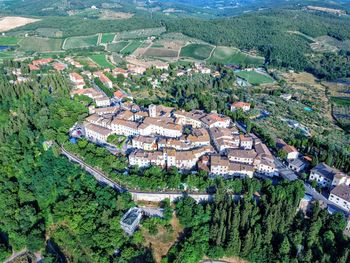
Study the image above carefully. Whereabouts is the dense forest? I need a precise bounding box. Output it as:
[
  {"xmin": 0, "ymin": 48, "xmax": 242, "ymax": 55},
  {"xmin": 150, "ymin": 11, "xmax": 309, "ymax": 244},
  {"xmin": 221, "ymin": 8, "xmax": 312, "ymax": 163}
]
[
  {"xmin": 0, "ymin": 65, "xmax": 152, "ymax": 262},
  {"xmin": 165, "ymin": 180, "xmax": 350, "ymax": 263}
]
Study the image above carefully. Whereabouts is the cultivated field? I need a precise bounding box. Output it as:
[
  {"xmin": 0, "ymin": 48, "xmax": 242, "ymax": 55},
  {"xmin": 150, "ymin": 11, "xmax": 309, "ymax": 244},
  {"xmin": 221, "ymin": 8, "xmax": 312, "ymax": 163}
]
[
  {"xmin": 209, "ymin": 46, "xmax": 264, "ymax": 66},
  {"xmin": 18, "ymin": 37, "xmax": 63, "ymax": 52},
  {"xmin": 143, "ymin": 48, "xmax": 178, "ymax": 58},
  {"xmin": 180, "ymin": 43, "xmax": 214, "ymax": 60},
  {"xmin": 99, "ymin": 10, "xmax": 134, "ymax": 20},
  {"xmin": 115, "ymin": 27, "xmax": 166, "ymax": 40},
  {"xmin": 35, "ymin": 28, "xmax": 63, "ymax": 38},
  {"xmin": 89, "ymin": 53, "xmax": 114, "ymax": 68},
  {"xmin": 101, "ymin": 33, "xmax": 115, "ymax": 44},
  {"xmin": 0, "ymin": 16, "xmax": 40, "ymax": 32},
  {"xmin": 63, "ymin": 35, "xmax": 98, "ymax": 49},
  {"xmin": 120, "ymin": 40, "xmax": 143, "ymax": 55},
  {"xmin": 0, "ymin": 36, "xmax": 21, "ymax": 46},
  {"xmin": 235, "ymin": 70, "xmax": 274, "ymax": 85},
  {"xmin": 107, "ymin": 41, "xmax": 129, "ymax": 52}
]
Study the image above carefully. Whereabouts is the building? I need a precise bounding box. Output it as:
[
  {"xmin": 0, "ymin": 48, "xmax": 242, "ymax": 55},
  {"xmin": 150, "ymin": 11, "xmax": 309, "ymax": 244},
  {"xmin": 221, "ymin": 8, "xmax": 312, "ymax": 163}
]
[
  {"xmin": 95, "ymin": 71, "xmax": 113, "ymax": 88},
  {"xmin": 84, "ymin": 122, "xmax": 113, "ymax": 143},
  {"xmin": 276, "ymin": 139, "xmax": 299, "ymax": 161},
  {"xmin": 288, "ymin": 158, "xmax": 309, "ymax": 173},
  {"xmin": 114, "ymin": 90, "xmax": 133, "ymax": 102},
  {"xmin": 32, "ymin": 58, "xmax": 53, "ymax": 66},
  {"xmin": 210, "ymin": 155, "xmax": 254, "ymax": 178},
  {"xmin": 132, "ymin": 136, "xmax": 157, "ymax": 151},
  {"xmin": 120, "ymin": 208, "xmax": 143, "ymax": 235},
  {"xmin": 53, "ymin": 62, "xmax": 67, "ymax": 71},
  {"xmin": 226, "ymin": 149, "xmax": 257, "ymax": 165},
  {"xmin": 239, "ymin": 135, "xmax": 253, "ymax": 150},
  {"xmin": 69, "ymin": 72, "xmax": 85, "ymax": 89},
  {"xmin": 328, "ymin": 185, "xmax": 350, "ymax": 213},
  {"xmin": 231, "ymin": 102, "xmax": 251, "ymax": 112},
  {"xmin": 309, "ymin": 163, "xmax": 347, "ymax": 189},
  {"xmin": 112, "ymin": 67, "xmax": 128, "ymax": 78},
  {"xmin": 173, "ymin": 110, "xmax": 205, "ymax": 128},
  {"xmin": 95, "ymin": 96, "xmax": 111, "ymax": 107},
  {"xmin": 210, "ymin": 127, "xmax": 240, "ymax": 153}
]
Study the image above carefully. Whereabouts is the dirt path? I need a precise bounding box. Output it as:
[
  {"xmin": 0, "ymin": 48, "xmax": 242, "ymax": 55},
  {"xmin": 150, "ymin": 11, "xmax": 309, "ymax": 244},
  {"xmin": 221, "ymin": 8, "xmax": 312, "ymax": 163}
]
[
  {"xmin": 206, "ymin": 45, "xmax": 216, "ymax": 61},
  {"xmin": 97, "ymin": 33, "xmax": 102, "ymax": 45}
]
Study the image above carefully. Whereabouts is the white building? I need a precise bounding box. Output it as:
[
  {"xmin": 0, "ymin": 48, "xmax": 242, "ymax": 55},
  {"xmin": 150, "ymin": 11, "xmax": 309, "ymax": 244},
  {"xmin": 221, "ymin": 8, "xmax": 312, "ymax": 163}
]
[
  {"xmin": 95, "ymin": 96, "xmax": 111, "ymax": 107},
  {"xmin": 84, "ymin": 122, "xmax": 113, "ymax": 143},
  {"xmin": 329, "ymin": 184, "xmax": 350, "ymax": 213}
]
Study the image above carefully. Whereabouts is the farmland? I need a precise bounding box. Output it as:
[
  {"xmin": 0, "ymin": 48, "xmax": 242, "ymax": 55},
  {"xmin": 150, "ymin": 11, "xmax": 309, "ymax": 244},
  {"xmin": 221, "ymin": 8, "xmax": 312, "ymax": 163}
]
[
  {"xmin": 107, "ymin": 41, "xmax": 129, "ymax": 52},
  {"xmin": 18, "ymin": 37, "xmax": 62, "ymax": 52},
  {"xmin": 63, "ymin": 35, "xmax": 98, "ymax": 49},
  {"xmin": 89, "ymin": 53, "xmax": 114, "ymax": 68},
  {"xmin": 180, "ymin": 43, "xmax": 214, "ymax": 60},
  {"xmin": 101, "ymin": 33, "xmax": 115, "ymax": 44},
  {"xmin": 120, "ymin": 40, "xmax": 143, "ymax": 55},
  {"xmin": 115, "ymin": 27, "xmax": 166, "ymax": 40},
  {"xmin": 235, "ymin": 70, "xmax": 275, "ymax": 85},
  {"xmin": 35, "ymin": 28, "xmax": 63, "ymax": 38},
  {"xmin": 208, "ymin": 46, "xmax": 264, "ymax": 66},
  {"xmin": 0, "ymin": 37, "xmax": 21, "ymax": 46},
  {"xmin": 143, "ymin": 48, "xmax": 178, "ymax": 58}
]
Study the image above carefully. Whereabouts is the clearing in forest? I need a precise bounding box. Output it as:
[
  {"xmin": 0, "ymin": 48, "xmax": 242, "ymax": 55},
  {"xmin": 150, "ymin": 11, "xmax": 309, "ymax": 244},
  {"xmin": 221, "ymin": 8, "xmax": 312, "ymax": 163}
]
[
  {"xmin": 235, "ymin": 70, "xmax": 274, "ymax": 85},
  {"xmin": 180, "ymin": 43, "xmax": 214, "ymax": 60},
  {"xmin": 208, "ymin": 46, "xmax": 264, "ymax": 66}
]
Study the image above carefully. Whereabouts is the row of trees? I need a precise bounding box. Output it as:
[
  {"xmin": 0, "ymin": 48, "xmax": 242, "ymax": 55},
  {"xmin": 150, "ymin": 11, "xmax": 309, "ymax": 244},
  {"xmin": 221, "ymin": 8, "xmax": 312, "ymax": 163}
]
[{"xmin": 165, "ymin": 179, "xmax": 350, "ymax": 263}]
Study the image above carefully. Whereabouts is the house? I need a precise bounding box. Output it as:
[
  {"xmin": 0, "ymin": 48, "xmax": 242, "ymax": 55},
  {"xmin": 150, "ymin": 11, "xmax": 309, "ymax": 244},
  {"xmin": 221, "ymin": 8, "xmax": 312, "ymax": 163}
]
[
  {"xmin": 173, "ymin": 110, "xmax": 205, "ymax": 128},
  {"xmin": 200, "ymin": 113, "xmax": 231, "ymax": 129},
  {"xmin": 112, "ymin": 67, "xmax": 128, "ymax": 78},
  {"xmin": 209, "ymin": 127, "xmax": 240, "ymax": 153},
  {"xmin": 309, "ymin": 163, "xmax": 349, "ymax": 188},
  {"xmin": 255, "ymin": 157, "xmax": 277, "ymax": 177},
  {"xmin": 120, "ymin": 208, "xmax": 143, "ymax": 235},
  {"xmin": 29, "ymin": 64, "xmax": 39, "ymax": 71},
  {"xmin": 127, "ymin": 64, "xmax": 147, "ymax": 75},
  {"xmin": 288, "ymin": 158, "xmax": 309, "ymax": 173},
  {"xmin": 114, "ymin": 89, "xmax": 133, "ymax": 102},
  {"xmin": 32, "ymin": 58, "xmax": 53, "ymax": 66},
  {"xmin": 280, "ymin": 94, "xmax": 292, "ymax": 101},
  {"xmin": 95, "ymin": 96, "xmax": 111, "ymax": 107},
  {"xmin": 231, "ymin": 102, "xmax": 251, "ymax": 112},
  {"xmin": 69, "ymin": 72, "xmax": 85, "ymax": 89},
  {"xmin": 276, "ymin": 138, "xmax": 299, "ymax": 161},
  {"xmin": 53, "ymin": 62, "xmax": 67, "ymax": 71},
  {"xmin": 210, "ymin": 155, "xmax": 254, "ymax": 178},
  {"xmin": 239, "ymin": 135, "xmax": 253, "ymax": 150},
  {"xmin": 84, "ymin": 122, "xmax": 113, "ymax": 143},
  {"xmin": 328, "ymin": 184, "xmax": 350, "ymax": 213},
  {"xmin": 94, "ymin": 71, "xmax": 113, "ymax": 88},
  {"xmin": 132, "ymin": 136, "xmax": 157, "ymax": 151},
  {"xmin": 226, "ymin": 149, "xmax": 257, "ymax": 165}
]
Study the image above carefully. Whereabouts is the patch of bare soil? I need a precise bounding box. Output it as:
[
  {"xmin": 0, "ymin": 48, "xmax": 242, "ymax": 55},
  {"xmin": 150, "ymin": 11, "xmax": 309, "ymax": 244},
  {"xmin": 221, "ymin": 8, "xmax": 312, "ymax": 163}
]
[
  {"xmin": 142, "ymin": 215, "xmax": 183, "ymax": 263},
  {"xmin": 100, "ymin": 11, "xmax": 134, "ymax": 20},
  {"xmin": 0, "ymin": 16, "xmax": 40, "ymax": 32}
]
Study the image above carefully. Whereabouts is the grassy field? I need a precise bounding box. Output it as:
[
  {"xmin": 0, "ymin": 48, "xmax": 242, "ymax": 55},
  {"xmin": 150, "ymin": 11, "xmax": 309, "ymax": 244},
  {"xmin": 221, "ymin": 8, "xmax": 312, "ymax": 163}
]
[
  {"xmin": 89, "ymin": 53, "xmax": 114, "ymax": 68},
  {"xmin": 107, "ymin": 41, "xmax": 129, "ymax": 52},
  {"xmin": 101, "ymin": 33, "xmax": 115, "ymax": 44},
  {"xmin": 235, "ymin": 70, "xmax": 274, "ymax": 85},
  {"xmin": 331, "ymin": 97, "xmax": 350, "ymax": 106},
  {"xmin": 208, "ymin": 46, "xmax": 264, "ymax": 66},
  {"xmin": 64, "ymin": 35, "xmax": 98, "ymax": 49},
  {"xmin": 120, "ymin": 40, "xmax": 143, "ymax": 55},
  {"xmin": 180, "ymin": 43, "xmax": 214, "ymax": 60},
  {"xmin": 18, "ymin": 37, "xmax": 63, "ymax": 52},
  {"xmin": 0, "ymin": 37, "xmax": 22, "ymax": 46}
]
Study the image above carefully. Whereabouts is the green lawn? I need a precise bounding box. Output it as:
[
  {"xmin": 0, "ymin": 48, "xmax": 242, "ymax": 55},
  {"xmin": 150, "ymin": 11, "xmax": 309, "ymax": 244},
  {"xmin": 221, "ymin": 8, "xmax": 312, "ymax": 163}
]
[
  {"xmin": 0, "ymin": 37, "xmax": 22, "ymax": 46},
  {"xmin": 208, "ymin": 46, "xmax": 264, "ymax": 66},
  {"xmin": 18, "ymin": 37, "xmax": 63, "ymax": 52},
  {"xmin": 101, "ymin": 33, "xmax": 115, "ymax": 44},
  {"xmin": 64, "ymin": 35, "xmax": 98, "ymax": 49},
  {"xmin": 235, "ymin": 70, "xmax": 274, "ymax": 85},
  {"xmin": 120, "ymin": 40, "xmax": 143, "ymax": 55},
  {"xmin": 107, "ymin": 41, "xmax": 130, "ymax": 52},
  {"xmin": 89, "ymin": 53, "xmax": 114, "ymax": 68},
  {"xmin": 180, "ymin": 44, "xmax": 214, "ymax": 60}
]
